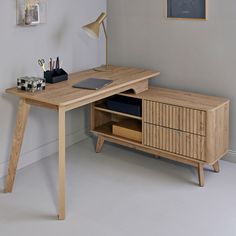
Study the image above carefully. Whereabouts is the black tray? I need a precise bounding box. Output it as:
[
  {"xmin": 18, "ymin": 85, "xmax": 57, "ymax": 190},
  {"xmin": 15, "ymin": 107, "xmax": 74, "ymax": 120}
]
[
  {"xmin": 105, "ymin": 95, "xmax": 142, "ymax": 117},
  {"xmin": 44, "ymin": 69, "xmax": 68, "ymax": 84}
]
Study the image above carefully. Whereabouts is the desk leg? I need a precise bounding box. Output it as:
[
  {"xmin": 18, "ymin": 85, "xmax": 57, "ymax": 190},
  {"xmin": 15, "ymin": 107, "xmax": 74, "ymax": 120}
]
[
  {"xmin": 5, "ymin": 98, "xmax": 30, "ymax": 193},
  {"xmin": 58, "ymin": 107, "xmax": 66, "ymax": 220}
]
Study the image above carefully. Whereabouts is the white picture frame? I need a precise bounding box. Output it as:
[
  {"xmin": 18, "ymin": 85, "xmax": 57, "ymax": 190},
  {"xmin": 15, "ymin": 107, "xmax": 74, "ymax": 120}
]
[
  {"xmin": 30, "ymin": 3, "xmax": 40, "ymax": 25},
  {"xmin": 16, "ymin": 0, "xmax": 47, "ymax": 26}
]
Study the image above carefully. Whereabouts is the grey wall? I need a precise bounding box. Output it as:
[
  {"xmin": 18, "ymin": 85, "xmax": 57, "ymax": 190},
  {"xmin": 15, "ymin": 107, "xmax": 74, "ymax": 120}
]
[
  {"xmin": 108, "ymin": 0, "xmax": 236, "ymax": 158},
  {"xmin": 0, "ymin": 0, "xmax": 106, "ymax": 178}
]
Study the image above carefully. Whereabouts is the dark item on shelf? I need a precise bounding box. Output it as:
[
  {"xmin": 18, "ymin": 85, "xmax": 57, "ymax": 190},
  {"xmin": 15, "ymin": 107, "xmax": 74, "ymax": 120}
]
[
  {"xmin": 44, "ymin": 69, "xmax": 68, "ymax": 84},
  {"xmin": 105, "ymin": 95, "xmax": 142, "ymax": 117},
  {"xmin": 17, "ymin": 76, "xmax": 46, "ymax": 92}
]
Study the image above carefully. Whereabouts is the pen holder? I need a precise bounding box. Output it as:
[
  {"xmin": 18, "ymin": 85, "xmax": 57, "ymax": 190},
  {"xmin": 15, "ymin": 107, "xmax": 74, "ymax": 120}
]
[{"xmin": 44, "ymin": 69, "xmax": 68, "ymax": 84}]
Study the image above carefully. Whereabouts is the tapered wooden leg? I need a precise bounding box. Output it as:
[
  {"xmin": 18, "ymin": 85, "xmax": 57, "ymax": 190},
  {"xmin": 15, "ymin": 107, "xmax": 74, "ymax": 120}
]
[
  {"xmin": 212, "ymin": 161, "xmax": 220, "ymax": 173},
  {"xmin": 58, "ymin": 107, "xmax": 66, "ymax": 220},
  {"xmin": 5, "ymin": 99, "xmax": 30, "ymax": 193},
  {"xmin": 96, "ymin": 136, "xmax": 105, "ymax": 153},
  {"xmin": 197, "ymin": 163, "xmax": 205, "ymax": 187}
]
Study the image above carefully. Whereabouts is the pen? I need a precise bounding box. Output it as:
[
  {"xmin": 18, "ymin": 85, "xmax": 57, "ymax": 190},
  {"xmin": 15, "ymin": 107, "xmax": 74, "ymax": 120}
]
[
  {"xmin": 56, "ymin": 57, "xmax": 60, "ymax": 70},
  {"xmin": 49, "ymin": 58, "xmax": 52, "ymax": 71}
]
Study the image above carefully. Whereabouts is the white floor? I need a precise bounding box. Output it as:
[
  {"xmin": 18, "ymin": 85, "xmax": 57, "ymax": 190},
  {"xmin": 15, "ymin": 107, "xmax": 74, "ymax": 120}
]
[{"xmin": 1, "ymin": 138, "xmax": 236, "ymax": 236}]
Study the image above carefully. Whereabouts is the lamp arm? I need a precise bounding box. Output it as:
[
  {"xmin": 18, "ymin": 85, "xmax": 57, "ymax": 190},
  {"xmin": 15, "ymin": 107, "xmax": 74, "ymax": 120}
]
[
  {"xmin": 102, "ymin": 21, "xmax": 107, "ymax": 39},
  {"xmin": 102, "ymin": 21, "xmax": 108, "ymax": 68}
]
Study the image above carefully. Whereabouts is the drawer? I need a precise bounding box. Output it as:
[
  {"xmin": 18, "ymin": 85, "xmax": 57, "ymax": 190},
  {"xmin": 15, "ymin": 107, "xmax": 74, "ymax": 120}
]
[
  {"xmin": 143, "ymin": 123, "xmax": 206, "ymax": 161},
  {"xmin": 143, "ymin": 100, "xmax": 206, "ymax": 136}
]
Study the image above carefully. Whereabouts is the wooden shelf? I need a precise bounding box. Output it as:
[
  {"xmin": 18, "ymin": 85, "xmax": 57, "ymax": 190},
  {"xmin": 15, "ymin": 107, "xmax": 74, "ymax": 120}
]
[
  {"xmin": 93, "ymin": 122, "xmax": 142, "ymax": 145},
  {"xmin": 94, "ymin": 105, "xmax": 142, "ymax": 120}
]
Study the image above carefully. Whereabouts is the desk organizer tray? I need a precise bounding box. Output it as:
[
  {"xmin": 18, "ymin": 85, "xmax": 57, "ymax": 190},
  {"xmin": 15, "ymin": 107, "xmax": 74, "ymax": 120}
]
[
  {"xmin": 105, "ymin": 95, "xmax": 142, "ymax": 116},
  {"xmin": 44, "ymin": 69, "xmax": 68, "ymax": 84},
  {"xmin": 17, "ymin": 76, "xmax": 45, "ymax": 92}
]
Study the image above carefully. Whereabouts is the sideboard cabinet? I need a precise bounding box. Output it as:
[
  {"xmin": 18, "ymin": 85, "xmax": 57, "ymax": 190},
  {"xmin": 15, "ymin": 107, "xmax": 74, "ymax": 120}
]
[{"xmin": 91, "ymin": 86, "xmax": 229, "ymax": 187}]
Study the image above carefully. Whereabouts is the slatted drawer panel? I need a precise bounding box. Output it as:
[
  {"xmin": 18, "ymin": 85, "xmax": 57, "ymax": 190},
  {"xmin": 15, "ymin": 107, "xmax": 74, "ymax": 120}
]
[
  {"xmin": 144, "ymin": 100, "xmax": 159, "ymax": 125},
  {"xmin": 179, "ymin": 107, "xmax": 206, "ymax": 136},
  {"xmin": 143, "ymin": 100, "xmax": 206, "ymax": 136},
  {"xmin": 143, "ymin": 123, "xmax": 206, "ymax": 161}
]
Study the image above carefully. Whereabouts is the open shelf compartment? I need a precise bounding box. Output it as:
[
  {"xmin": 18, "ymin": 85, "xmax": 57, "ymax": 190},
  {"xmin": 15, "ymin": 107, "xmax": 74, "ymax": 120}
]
[
  {"xmin": 91, "ymin": 105, "xmax": 143, "ymax": 144},
  {"xmin": 94, "ymin": 95, "xmax": 142, "ymax": 120}
]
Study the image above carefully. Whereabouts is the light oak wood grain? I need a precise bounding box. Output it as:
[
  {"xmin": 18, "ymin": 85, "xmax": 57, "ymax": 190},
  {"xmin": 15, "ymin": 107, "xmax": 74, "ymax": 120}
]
[
  {"xmin": 212, "ymin": 161, "xmax": 220, "ymax": 173},
  {"xmin": 6, "ymin": 66, "xmax": 160, "ymax": 108},
  {"xmin": 58, "ymin": 107, "xmax": 66, "ymax": 220},
  {"xmin": 198, "ymin": 163, "xmax": 205, "ymax": 187},
  {"xmin": 120, "ymin": 86, "xmax": 229, "ymax": 111},
  {"xmin": 92, "ymin": 85, "xmax": 229, "ymax": 187},
  {"xmin": 96, "ymin": 136, "xmax": 105, "ymax": 153},
  {"xmin": 93, "ymin": 133, "xmax": 200, "ymax": 167},
  {"xmin": 5, "ymin": 99, "xmax": 30, "ymax": 193},
  {"xmin": 5, "ymin": 66, "xmax": 159, "ymax": 220}
]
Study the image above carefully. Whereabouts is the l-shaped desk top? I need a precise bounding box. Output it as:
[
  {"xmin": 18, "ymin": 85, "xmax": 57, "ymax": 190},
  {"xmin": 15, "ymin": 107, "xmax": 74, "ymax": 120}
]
[
  {"xmin": 5, "ymin": 65, "xmax": 160, "ymax": 220},
  {"xmin": 6, "ymin": 65, "xmax": 160, "ymax": 110}
]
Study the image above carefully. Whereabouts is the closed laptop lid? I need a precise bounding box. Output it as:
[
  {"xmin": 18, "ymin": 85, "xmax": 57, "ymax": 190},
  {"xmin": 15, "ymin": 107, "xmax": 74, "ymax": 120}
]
[{"xmin": 72, "ymin": 78, "xmax": 113, "ymax": 90}]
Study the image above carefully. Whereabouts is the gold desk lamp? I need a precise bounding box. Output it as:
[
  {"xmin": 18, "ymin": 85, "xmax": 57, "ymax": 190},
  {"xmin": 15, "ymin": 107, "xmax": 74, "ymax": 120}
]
[{"xmin": 82, "ymin": 12, "xmax": 112, "ymax": 72}]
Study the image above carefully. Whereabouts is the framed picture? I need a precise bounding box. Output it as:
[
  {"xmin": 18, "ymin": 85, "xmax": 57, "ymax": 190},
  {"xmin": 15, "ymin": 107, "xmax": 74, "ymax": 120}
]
[
  {"xmin": 167, "ymin": 0, "xmax": 207, "ymax": 20},
  {"xmin": 29, "ymin": 3, "xmax": 40, "ymax": 25},
  {"xmin": 16, "ymin": 0, "xmax": 47, "ymax": 26}
]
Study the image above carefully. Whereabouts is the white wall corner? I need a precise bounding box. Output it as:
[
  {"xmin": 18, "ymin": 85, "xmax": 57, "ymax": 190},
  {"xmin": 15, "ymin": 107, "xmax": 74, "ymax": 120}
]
[
  {"xmin": 222, "ymin": 150, "xmax": 236, "ymax": 163},
  {"xmin": 0, "ymin": 129, "xmax": 88, "ymax": 180}
]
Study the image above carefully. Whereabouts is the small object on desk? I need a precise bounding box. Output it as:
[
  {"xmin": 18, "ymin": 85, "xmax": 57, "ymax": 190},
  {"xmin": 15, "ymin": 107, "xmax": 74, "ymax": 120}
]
[
  {"xmin": 56, "ymin": 57, "xmax": 60, "ymax": 70},
  {"xmin": 17, "ymin": 76, "xmax": 46, "ymax": 92},
  {"xmin": 52, "ymin": 60, "xmax": 55, "ymax": 70},
  {"xmin": 44, "ymin": 68, "xmax": 68, "ymax": 84},
  {"xmin": 38, "ymin": 59, "xmax": 46, "ymax": 72},
  {"xmin": 72, "ymin": 78, "xmax": 113, "ymax": 90},
  {"xmin": 49, "ymin": 58, "xmax": 53, "ymax": 71}
]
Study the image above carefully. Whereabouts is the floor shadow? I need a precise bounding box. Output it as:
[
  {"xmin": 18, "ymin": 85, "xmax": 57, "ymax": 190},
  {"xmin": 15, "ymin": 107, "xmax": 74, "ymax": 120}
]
[{"xmin": 37, "ymin": 158, "xmax": 58, "ymax": 211}]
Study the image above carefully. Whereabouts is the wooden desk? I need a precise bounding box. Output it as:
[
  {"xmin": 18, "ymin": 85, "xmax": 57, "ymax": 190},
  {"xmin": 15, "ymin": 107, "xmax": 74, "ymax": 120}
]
[{"xmin": 4, "ymin": 66, "xmax": 160, "ymax": 220}]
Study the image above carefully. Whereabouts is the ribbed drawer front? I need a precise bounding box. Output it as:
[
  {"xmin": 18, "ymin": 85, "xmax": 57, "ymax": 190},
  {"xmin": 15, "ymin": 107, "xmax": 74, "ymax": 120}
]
[
  {"xmin": 143, "ymin": 123, "xmax": 206, "ymax": 161},
  {"xmin": 143, "ymin": 100, "xmax": 206, "ymax": 136}
]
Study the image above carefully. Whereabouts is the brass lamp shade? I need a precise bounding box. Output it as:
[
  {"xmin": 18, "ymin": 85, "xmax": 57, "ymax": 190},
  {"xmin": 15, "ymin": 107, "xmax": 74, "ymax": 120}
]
[
  {"xmin": 82, "ymin": 12, "xmax": 112, "ymax": 72},
  {"xmin": 82, "ymin": 13, "xmax": 107, "ymax": 38},
  {"xmin": 82, "ymin": 21, "xmax": 100, "ymax": 38}
]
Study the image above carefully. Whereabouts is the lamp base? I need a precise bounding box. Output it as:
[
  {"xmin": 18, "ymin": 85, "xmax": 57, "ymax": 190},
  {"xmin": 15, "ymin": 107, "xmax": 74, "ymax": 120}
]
[{"xmin": 93, "ymin": 65, "xmax": 114, "ymax": 72}]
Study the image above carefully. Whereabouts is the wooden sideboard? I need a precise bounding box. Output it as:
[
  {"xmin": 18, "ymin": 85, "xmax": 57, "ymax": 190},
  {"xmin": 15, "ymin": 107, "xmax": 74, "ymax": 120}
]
[{"xmin": 91, "ymin": 86, "xmax": 230, "ymax": 187}]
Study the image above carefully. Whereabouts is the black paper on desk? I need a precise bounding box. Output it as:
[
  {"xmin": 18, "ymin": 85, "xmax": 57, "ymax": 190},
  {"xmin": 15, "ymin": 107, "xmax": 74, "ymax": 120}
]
[{"xmin": 72, "ymin": 78, "xmax": 113, "ymax": 90}]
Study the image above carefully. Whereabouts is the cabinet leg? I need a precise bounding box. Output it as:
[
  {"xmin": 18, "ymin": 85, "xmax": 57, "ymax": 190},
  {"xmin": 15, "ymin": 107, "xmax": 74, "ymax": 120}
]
[
  {"xmin": 96, "ymin": 136, "xmax": 105, "ymax": 153},
  {"xmin": 58, "ymin": 108, "xmax": 66, "ymax": 220},
  {"xmin": 197, "ymin": 164, "xmax": 205, "ymax": 187},
  {"xmin": 212, "ymin": 161, "xmax": 220, "ymax": 173},
  {"xmin": 5, "ymin": 99, "xmax": 30, "ymax": 193}
]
